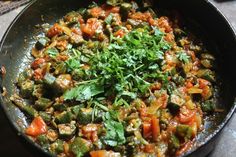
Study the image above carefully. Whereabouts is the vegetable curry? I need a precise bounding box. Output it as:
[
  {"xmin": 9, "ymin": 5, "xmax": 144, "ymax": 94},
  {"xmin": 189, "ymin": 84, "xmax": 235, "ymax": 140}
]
[{"xmin": 11, "ymin": 0, "xmax": 218, "ymax": 156}]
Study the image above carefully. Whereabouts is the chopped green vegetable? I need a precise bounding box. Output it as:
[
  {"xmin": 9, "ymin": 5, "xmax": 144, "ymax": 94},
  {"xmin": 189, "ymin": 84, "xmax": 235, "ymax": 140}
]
[
  {"xmin": 43, "ymin": 73, "xmax": 56, "ymax": 85},
  {"xmin": 19, "ymin": 79, "xmax": 34, "ymax": 98},
  {"xmin": 176, "ymin": 124, "xmax": 193, "ymax": 140},
  {"xmin": 37, "ymin": 134, "xmax": 50, "ymax": 149},
  {"xmin": 58, "ymin": 121, "xmax": 76, "ymax": 138},
  {"xmin": 50, "ymin": 139, "xmax": 64, "ymax": 154},
  {"xmin": 169, "ymin": 134, "xmax": 180, "ymax": 153},
  {"xmin": 70, "ymin": 137, "xmax": 92, "ymax": 157},
  {"xmin": 77, "ymin": 107, "xmax": 93, "ymax": 124},
  {"xmin": 63, "ymin": 82, "xmax": 104, "ymax": 102},
  {"xmin": 10, "ymin": 94, "xmax": 38, "ymax": 117},
  {"xmin": 197, "ymin": 69, "xmax": 216, "ymax": 82},
  {"xmin": 45, "ymin": 47, "xmax": 59, "ymax": 58},
  {"xmin": 35, "ymin": 98, "xmax": 53, "ymax": 111},
  {"xmin": 39, "ymin": 111, "xmax": 52, "ymax": 123},
  {"xmin": 102, "ymin": 112, "xmax": 126, "ymax": 147},
  {"xmin": 177, "ymin": 51, "xmax": 190, "ymax": 63},
  {"xmin": 201, "ymin": 100, "xmax": 216, "ymax": 113},
  {"xmin": 55, "ymin": 111, "xmax": 73, "ymax": 124}
]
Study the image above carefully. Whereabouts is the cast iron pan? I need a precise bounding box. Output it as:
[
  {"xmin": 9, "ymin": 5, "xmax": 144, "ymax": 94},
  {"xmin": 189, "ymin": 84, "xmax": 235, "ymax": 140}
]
[{"xmin": 0, "ymin": 0, "xmax": 236, "ymax": 156}]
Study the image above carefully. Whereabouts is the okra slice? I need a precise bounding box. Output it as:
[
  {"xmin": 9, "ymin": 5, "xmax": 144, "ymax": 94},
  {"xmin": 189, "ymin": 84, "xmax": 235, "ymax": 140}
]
[
  {"xmin": 55, "ymin": 111, "xmax": 73, "ymax": 124},
  {"xmin": 77, "ymin": 108, "xmax": 93, "ymax": 125},
  {"xmin": 10, "ymin": 94, "xmax": 38, "ymax": 117},
  {"xmin": 39, "ymin": 111, "xmax": 52, "ymax": 123},
  {"xmin": 43, "ymin": 73, "xmax": 56, "ymax": 86},
  {"xmin": 35, "ymin": 98, "xmax": 53, "ymax": 110},
  {"xmin": 37, "ymin": 134, "xmax": 50, "ymax": 149},
  {"xmin": 58, "ymin": 121, "xmax": 76, "ymax": 138},
  {"xmin": 19, "ymin": 79, "xmax": 34, "ymax": 98},
  {"xmin": 69, "ymin": 137, "xmax": 92, "ymax": 157},
  {"xmin": 49, "ymin": 139, "xmax": 64, "ymax": 154}
]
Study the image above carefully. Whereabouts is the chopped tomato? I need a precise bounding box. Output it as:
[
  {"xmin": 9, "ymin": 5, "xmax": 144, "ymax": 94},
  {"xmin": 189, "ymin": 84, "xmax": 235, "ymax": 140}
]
[
  {"xmin": 33, "ymin": 68, "xmax": 44, "ymax": 80},
  {"xmin": 148, "ymin": 17, "xmax": 158, "ymax": 26},
  {"xmin": 164, "ymin": 33, "xmax": 175, "ymax": 42},
  {"xmin": 186, "ymin": 81, "xmax": 193, "ymax": 89},
  {"xmin": 157, "ymin": 17, "xmax": 173, "ymax": 33},
  {"xmin": 150, "ymin": 82, "xmax": 162, "ymax": 91},
  {"xmin": 56, "ymin": 40, "xmax": 68, "ymax": 51},
  {"xmin": 175, "ymin": 141, "xmax": 193, "ymax": 156},
  {"xmin": 129, "ymin": 12, "xmax": 152, "ymax": 22},
  {"xmin": 159, "ymin": 93, "xmax": 168, "ymax": 109},
  {"xmin": 90, "ymin": 150, "xmax": 107, "ymax": 157},
  {"xmin": 25, "ymin": 116, "xmax": 47, "ymax": 137},
  {"xmin": 139, "ymin": 107, "xmax": 148, "ymax": 118},
  {"xmin": 31, "ymin": 58, "xmax": 45, "ymax": 69},
  {"xmin": 47, "ymin": 23, "xmax": 63, "ymax": 38},
  {"xmin": 201, "ymin": 85, "xmax": 212, "ymax": 100},
  {"xmin": 82, "ymin": 124, "xmax": 98, "ymax": 142},
  {"xmin": 81, "ymin": 18, "xmax": 102, "ymax": 37},
  {"xmin": 144, "ymin": 144, "xmax": 155, "ymax": 153},
  {"xmin": 89, "ymin": 7, "xmax": 104, "ymax": 18},
  {"xmin": 56, "ymin": 54, "xmax": 69, "ymax": 61},
  {"xmin": 178, "ymin": 108, "xmax": 196, "ymax": 124},
  {"xmin": 114, "ymin": 29, "xmax": 125, "ymax": 38},
  {"xmin": 143, "ymin": 121, "xmax": 152, "ymax": 138},
  {"xmin": 90, "ymin": 150, "xmax": 119, "ymax": 157},
  {"xmin": 102, "ymin": 5, "xmax": 120, "ymax": 16},
  {"xmin": 151, "ymin": 116, "xmax": 160, "ymax": 141},
  {"xmin": 198, "ymin": 78, "xmax": 210, "ymax": 89}
]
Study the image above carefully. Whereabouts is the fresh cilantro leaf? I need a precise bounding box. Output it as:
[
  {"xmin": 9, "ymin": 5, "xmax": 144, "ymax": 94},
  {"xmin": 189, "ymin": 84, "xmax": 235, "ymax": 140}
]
[
  {"xmin": 105, "ymin": 14, "xmax": 113, "ymax": 24},
  {"xmin": 66, "ymin": 58, "xmax": 80, "ymax": 72},
  {"xmin": 177, "ymin": 51, "xmax": 190, "ymax": 63},
  {"xmin": 45, "ymin": 47, "xmax": 58, "ymax": 58},
  {"xmin": 102, "ymin": 111, "xmax": 126, "ymax": 146},
  {"xmin": 63, "ymin": 82, "xmax": 104, "ymax": 102}
]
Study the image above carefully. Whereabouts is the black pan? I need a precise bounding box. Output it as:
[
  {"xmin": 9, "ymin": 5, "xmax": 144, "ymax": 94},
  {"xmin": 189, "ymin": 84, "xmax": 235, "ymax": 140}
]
[{"xmin": 0, "ymin": 0, "xmax": 236, "ymax": 157}]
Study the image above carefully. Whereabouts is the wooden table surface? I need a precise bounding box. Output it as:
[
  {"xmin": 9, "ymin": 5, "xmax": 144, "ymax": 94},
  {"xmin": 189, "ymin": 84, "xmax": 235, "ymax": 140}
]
[{"xmin": 0, "ymin": 1, "xmax": 236, "ymax": 156}]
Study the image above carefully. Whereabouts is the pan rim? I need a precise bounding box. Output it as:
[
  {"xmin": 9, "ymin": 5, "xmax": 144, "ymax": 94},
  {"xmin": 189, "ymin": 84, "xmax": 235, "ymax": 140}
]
[{"xmin": 0, "ymin": 0, "xmax": 53, "ymax": 156}]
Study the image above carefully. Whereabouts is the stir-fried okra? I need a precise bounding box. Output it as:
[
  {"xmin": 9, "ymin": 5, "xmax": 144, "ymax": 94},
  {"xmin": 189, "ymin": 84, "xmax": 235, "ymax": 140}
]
[{"xmin": 11, "ymin": 0, "xmax": 218, "ymax": 156}]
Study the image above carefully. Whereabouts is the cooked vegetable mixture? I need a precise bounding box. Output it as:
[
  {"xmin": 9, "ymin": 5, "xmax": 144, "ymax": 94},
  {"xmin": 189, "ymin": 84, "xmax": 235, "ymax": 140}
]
[{"xmin": 11, "ymin": 0, "xmax": 217, "ymax": 156}]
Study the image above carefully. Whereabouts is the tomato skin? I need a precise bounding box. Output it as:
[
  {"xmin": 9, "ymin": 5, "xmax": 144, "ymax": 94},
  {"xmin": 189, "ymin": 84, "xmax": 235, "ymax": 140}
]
[
  {"xmin": 198, "ymin": 78, "xmax": 210, "ymax": 89},
  {"xmin": 47, "ymin": 23, "xmax": 63, "ymax": 38},
  {"xmin": 143, "ymin": 121, "xmax": 152, "ymax": 139},
  {"xmin": 90, "ymin": 7, "xmax": 104, "ymax": 18},
  {"xmin": 178, "ymin": 108, "xmax": 196, "ymax": 124},
  {"xmin": 81, "ymin": 18, "xmax": 101, "ymax": 37},
  {"xmin": 151, "ymin": 116, "xmax": 160, "ymax": 141},
  {"xmin": 186, "ymin": 81, "xmax": 193, "ymax": 89},
  {"xmin": 130, "ymin": 12, "xmax": 152, "ymax": 22},
  {"xmin": 144, "ymin": 144, "xmax": 155, "ymax": 153},
  {"xmin": 114, "ymin": 29, "xmax": 125, "ymax": 38},
  {"xmin": 31, "ymin": 58, "xmax": 45, "ymax": 69},
  {"xmin": 90, "ymin": 150, "xmax": 118, "ymax": 157},
  {"xmin": 82, "ymin": 124, "xmax": 98, "ymax": 142},
  {"xmin": 25, "ymin": 116, "xmax": 47, "ymax": 137},
  {"xmin": 90, "ymin": 150, "xmax": 107, "ymax": 157},
  {"xmin": 157, "ymin": 17, "xmax": 173, "ymax": 33},
  {"xmin": 33, "ymin": 68, "xmax": 44, "ymax": 80}
]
